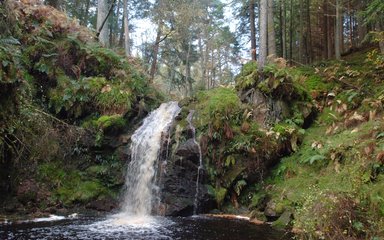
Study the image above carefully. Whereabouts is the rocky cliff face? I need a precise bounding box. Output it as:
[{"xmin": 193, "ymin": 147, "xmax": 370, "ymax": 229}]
[{"xmin": 153, "ymin": 113, "xmax": 213, "ymax": 216}]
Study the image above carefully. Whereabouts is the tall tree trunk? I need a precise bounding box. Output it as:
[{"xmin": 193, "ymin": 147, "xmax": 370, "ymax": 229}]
[
  {"xmin": 335, "ymin": 0, "xmax": 341, "ymax": 59},
  {"xmin": 185, "ymin": 38, "xmax": 193, "ymax": 97},
  {"xmin": 109, "ymin": 21, "xmax": 114, "ymax": 47},
  {"xmin": 150, "ymin": 21, "xmax": 163, "ymax": 82},
  {"xmin": 198, "ymin": 36, "xmax": 205, "ymax": 87},
  {"xmin": 322, "ymin": 0, "xmax": 328, "ymax": 59},
  {"xmin": 289, "ymin": 0, "xmax": 293, "ymax": 63},
  {"xmin": 259, "ymin": 0, "xmax": 268, "ymax": 70},
  {"xmin": 123, "ymin": 0, "xmax": 130, "ymax": 56},
  {"xmin": 97, "ymin": 0, "xmax": 109, "ymax": 47},
  {"xmin": 348, "ymin": 1, "xmax": 353, "ymax": 49},
  {"xmin": 218, "ymin": 48, "xmax": 222, "ymax": 83},
  {"xmin": 306, "ymin": 0, "xmax": 313, "ymax": 63},
  {"xmin": 376, "ymin": 22, "xmax": 384, "ymax": 54},
  {"xmin": 280, "ymin": 0, "xmax": 287, "ymax": 58},
  {"xmin": 119, "ymin": 18, "xmax": 124, "ymax": 47},
  {"xmin": 356, "ymin": 1, "xmax": 366, "ymax": 47},
  {"xmin": 250, "ymin": 0, "xmax": 257, "ymax": 61},
  {"xmin": 211, "ymin": 49, "xmax": 216, "ymax": 88},
  {"xmin": 205, "ymin": 39, "xmax": 210, "ymax": 89},
  {"xmin": 341, "ymin": 14, "xmax": 344, "ymax": 53},
  {"xmin": 114, "ymin": 0, "xmax": 121, "ymax": 47},
  {"xmin": 298, "ymin": 0, "xmax": 305, "ymax": 63},
  {"xmin": 267, "ymin": 0, "xmax": 276, "ymax": 57},
  {"xmin": 327, "ymin": 4, "xmax": 333, "ymax": 58}
]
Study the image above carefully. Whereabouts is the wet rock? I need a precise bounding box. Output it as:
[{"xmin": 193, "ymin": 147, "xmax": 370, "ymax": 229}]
[
  {"xmin": 115, "ymin": 144, "xmax": 131, "ymax": 162},
  {"xmin": 87, "ymin": 197, "xmax": 118, "ymax": 212},
  {"xmin": 264, "ymin": 201, "xmax": 284, "ymax": 221},
  {"xmin": 250, "ymin": 210, "xmax": 267, "ymax": 222},
  {"xmin": 16, "ymin": 179, "xmax": 39, "ymax": 204},
  {"xmin": 175, "ymin": 139, "xmax": 200, "ymax": 159},
  {"xmin": 4, "ymin": 201, "xmax": 19, "ymax": 213}
]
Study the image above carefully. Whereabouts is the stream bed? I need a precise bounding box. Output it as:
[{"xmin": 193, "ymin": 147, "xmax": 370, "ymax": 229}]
[{"xmin": 0, "ymin": 215, "xmax": 291, "ymax": 240}]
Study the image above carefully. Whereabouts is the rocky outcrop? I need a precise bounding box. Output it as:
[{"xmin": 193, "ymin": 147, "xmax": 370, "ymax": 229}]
[
  {"xmin": 154, "ymin": 118, "xmax": 213, "ymax": 216},
  {"xmin": 175, "ymin": 138, "xmax": 200, "ymax": 160}
]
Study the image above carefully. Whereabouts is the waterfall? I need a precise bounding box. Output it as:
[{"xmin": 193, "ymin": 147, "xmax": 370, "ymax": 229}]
[
  {"xmin": 187, "ymin": 110, "xmax": 203, "ymax": 215},
  {"xmin": 121, "ymin": 101, "xmax": 181, "ymax": 216}
]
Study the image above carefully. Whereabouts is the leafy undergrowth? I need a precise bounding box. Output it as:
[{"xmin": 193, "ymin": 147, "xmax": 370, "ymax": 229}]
[
  {"xmin": 0, "ymin": 0, "xmax": 161, "ymax": 214},
  {"xmin": 250, "ymin": 49, "xmax": 384, "ymax": 239},
  {"xmin": 182, "ymin": 59, "xmax": 314, "ymax": 210},
  {"xmin": 186, "ymin": 48, "xmax": 384, "ymax": 238}
]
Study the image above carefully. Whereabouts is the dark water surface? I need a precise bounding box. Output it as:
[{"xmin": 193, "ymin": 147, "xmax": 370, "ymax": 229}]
[{"xmin": 0, "ymin": 215, "xmax": 291, "ymax": 240}]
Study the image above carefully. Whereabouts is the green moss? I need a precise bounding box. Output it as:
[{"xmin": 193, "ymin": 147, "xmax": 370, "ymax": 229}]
[
  {"xmin": 366, "ymin": 175, "xmax": 384, "ymax": 216},
  {"xmin": 96, "ymin": 86, "xmax": 132, "ymax": 114},
  {"xmin": 86, "ymin": 165, "xmax": 109, "ymax": 176},
  {"xmin": 263, "ymin": 118, "xmax": 384, "ymax": 238},
  {"xmin": 215, "ymin": 187, "xmax": 228, "ymax": 208},
  {"xmin": 37, "ymin": 162, "xmax": 113, "ymax": 206},
  {"xmin": 197, "ymin": 87, "xmax": 241, "ymax": 117},
  {"xmin": 271, "ymin": 210, "xmax": 293, "ymax": 229},
  {"xmin": 57, "ymin": 180, "xmax": 108, "ymax": 204},
  {"xmin": 96, "ymin": 115, "xmax": 126, "ymax": 131},
  {"xmin": 195, "ymin": 87, "xmax": 242, "ymax": 130},
  {"xmin": 296, "ymin": 66, "xmax": 334, "ymax": 93},
  {"xmin": 82, "ymin": 114, "xmax": 126, "ymax": 134}
]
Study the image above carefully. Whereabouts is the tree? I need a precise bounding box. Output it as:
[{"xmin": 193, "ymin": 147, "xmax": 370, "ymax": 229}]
[
  {"xmin": 149, "ymin": 0, "xmax": 166, "ymax": 82},
  {"xmin": 259, "ymin": 0, "xmax": 268, "ymax": 70},
  {"xmin": 365, "ymin": 0, "xmax": 384, "ymax": 54},
  {"xmin": 97, "ymin": 0, "xmax": 109, "ymax": 46},
  {"xmin": 123, "ymin": 0, "xmax": 130, "ymax": 56},
  {"xmin": 267, "ymin": 0, "xmax": 276, "ymax": 57},
  {"xmin": 279, "ymin": 0, "xmax": 287, "ymax": 58},
  {"xmin": 249, "ymin": 0, "xmax": 257, "ymax": 60},
  {"xmin": 335, "ymin": 0, "xmax": 342, "ymax": 59}
]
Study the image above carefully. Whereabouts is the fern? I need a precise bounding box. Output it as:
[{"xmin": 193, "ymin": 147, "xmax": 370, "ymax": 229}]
[
  {"xmin": 301, "ymin": 154, "xmax": 326, "ymax": 165},
  {"xmin": 234, "ymin": 180, "xmax": 247, "ymax": 196},
  {"xmin": 0, "ymin": 36, "xmax": 20, "ymax": 46}
]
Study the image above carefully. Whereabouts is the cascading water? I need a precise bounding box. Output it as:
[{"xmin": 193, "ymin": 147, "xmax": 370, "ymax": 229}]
[
  {"xmin": 120, "ymin": 101, "xmax": 181, "ymax": 217},
  {"xmin": 187, "ymin": 110, "xmax": 203, "ymax": 215}
]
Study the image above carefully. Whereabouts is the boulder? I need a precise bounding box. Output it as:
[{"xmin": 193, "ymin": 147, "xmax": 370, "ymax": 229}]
[
  {"xmin": 272, "ymin": 210, "xmax": 293, "ymax": 229},
  {"xmin": 87, "ymin": 197, "xmax": 118, "ymax": 212},
  {"xmin": 175, "ymin": 139, "xmax": 200, "ymax": 159},
  {"xmin": 264, "ymin": 200, "xmax": 284, "ymax": 221}
]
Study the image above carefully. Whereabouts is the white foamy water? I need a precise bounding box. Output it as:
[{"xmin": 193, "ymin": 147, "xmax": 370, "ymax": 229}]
[
  {"xmin": 121, "ymin": 101, "xmax": 181, "ymax": 216},
  {"xmin": 24, "ymin": 215, "xmax": 66, "ymax": 223}
]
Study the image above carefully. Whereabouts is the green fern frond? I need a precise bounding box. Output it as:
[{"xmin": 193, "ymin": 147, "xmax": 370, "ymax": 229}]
[{"xmin": 0, "ymin": 36, "xmax": 20, "ymax": 45}]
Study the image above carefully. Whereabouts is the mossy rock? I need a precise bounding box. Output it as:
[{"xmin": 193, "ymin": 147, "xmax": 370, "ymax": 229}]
[
  {"xmin": 57, "ymin": 180, "xmax": 109, "ymax": 205},
  {"xmin": 82, "ymin": 114, "xmax": 126, "ymax": 134},
  {"xmin": 271, "ymin": 210, "xmax": 293, "ymax": 229},
  {"xmin": 196, "ymin": 87, "xmax": 242, "ymax": 127},
  {"xmin": 249, "ymin": 210, "xmax": 268, "ymax": 222}
]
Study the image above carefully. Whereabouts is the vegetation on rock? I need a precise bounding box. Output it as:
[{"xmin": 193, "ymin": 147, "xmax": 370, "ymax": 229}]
[
  {"xmin": 0, "ymin": 0, "xmax": 161, "ymax": 215},
  {"xmin": 238, "ymin": 50, "xmax": 384, "ymax": 239}
]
